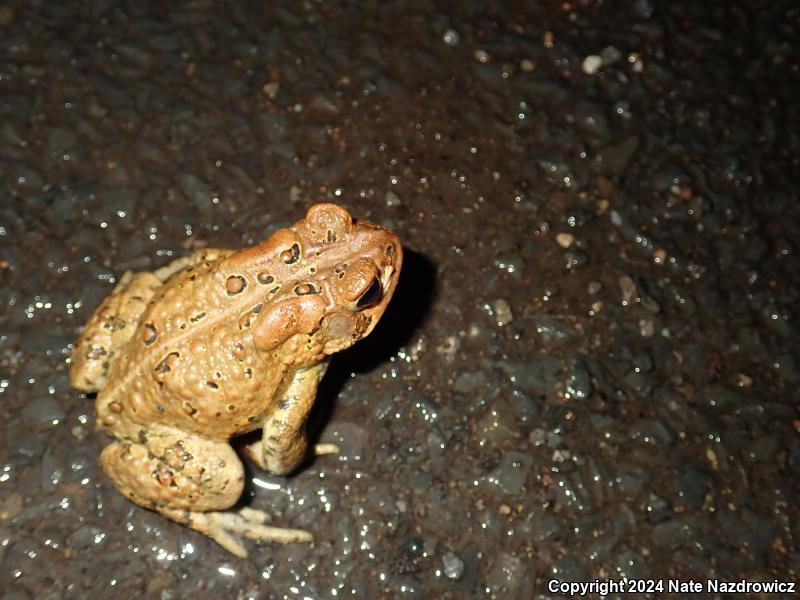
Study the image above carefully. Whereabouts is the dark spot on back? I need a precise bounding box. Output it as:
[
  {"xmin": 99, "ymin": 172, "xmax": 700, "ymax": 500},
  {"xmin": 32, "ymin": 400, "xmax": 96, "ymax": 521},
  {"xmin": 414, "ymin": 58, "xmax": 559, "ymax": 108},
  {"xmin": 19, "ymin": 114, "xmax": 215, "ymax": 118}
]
[
  {"xmin": 294, "ymin": 283, "xmax": 317, "ymax": 296},
  {"xmin": 281, "ymin": 243, "xmax": 300, "ymax": 264},
  {"xmin": 226, "ymin": 275, "xmax": 246, "ymax": 295},
  {"xmin": 143, "ymin": 324, "xmax": 157, "ymax": 345},
  {"xmin": 154, "ymin": 352, "xmax": 179, "ymax": 374}
]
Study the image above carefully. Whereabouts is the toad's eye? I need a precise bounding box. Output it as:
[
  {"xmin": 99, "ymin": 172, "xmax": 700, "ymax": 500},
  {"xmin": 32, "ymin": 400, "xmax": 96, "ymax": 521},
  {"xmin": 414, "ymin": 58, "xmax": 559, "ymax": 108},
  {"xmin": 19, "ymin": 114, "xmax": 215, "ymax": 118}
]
[{"xmin": 356, "ymin": 277, "xmax": 382, "ymax": 309}]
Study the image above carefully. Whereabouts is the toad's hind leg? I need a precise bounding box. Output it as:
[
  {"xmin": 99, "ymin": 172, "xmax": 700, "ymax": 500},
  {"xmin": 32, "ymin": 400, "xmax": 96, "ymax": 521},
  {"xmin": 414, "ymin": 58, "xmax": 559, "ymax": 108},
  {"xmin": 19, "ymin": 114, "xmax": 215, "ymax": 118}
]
[{"xmin": 100, "ymin": 427, "xmax": 312, "ymax": 558}]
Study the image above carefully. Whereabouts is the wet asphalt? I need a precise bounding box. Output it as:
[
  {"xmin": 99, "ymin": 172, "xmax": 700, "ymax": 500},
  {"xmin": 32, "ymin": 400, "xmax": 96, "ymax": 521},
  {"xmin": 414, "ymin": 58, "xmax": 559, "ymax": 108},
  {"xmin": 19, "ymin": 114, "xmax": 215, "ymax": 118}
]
[{"xmin": 1, "ymin": 1, "xmax": 798, "ymax": 598}]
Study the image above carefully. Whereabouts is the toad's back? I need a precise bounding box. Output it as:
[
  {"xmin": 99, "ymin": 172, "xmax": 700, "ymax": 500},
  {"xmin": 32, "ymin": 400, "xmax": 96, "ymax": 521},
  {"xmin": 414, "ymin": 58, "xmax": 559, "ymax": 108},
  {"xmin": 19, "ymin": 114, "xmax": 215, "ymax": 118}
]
[{"xmin": 96, "ymin": 249, "xmax": 296, "ymax": 440}]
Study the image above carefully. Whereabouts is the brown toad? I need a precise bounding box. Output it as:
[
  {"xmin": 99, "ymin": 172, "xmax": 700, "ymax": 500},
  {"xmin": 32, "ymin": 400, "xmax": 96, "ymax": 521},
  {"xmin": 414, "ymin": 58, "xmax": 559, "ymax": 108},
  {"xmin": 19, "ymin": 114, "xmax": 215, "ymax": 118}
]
[{"xmin": 69, "ymin": 203, "xmax": 402, "ymax": 557}]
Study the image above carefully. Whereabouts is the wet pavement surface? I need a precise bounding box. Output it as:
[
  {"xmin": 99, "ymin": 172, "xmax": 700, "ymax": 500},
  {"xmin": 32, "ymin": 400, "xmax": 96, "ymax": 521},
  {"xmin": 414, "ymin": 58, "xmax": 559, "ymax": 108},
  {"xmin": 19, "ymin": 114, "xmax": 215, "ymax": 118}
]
[{"xmin": 1, "ymin": 1, "xmax": 799, "ymax": 598}]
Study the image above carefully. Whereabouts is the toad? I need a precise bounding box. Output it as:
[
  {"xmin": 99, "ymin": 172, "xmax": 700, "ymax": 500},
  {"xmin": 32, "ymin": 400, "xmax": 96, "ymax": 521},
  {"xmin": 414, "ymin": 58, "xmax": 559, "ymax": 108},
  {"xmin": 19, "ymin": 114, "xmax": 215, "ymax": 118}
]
[{"xmin": 69, "ymin": 203, "xmax": 402, "ymax": 557}]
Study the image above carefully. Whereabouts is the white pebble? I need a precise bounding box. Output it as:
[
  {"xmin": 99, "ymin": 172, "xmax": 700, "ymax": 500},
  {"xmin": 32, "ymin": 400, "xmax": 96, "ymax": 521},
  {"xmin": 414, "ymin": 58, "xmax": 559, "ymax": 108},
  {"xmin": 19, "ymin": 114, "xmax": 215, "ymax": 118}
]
[
  {"xmin": 555, "ymin": 233, "xmax": 575, "ymax": 248},
  {"xmin": 618, "ymin": 275, "xmax": 638, "ymax": 306},
  {"xmin": 582, "ymin": 54, "xmax": 603, "ymax": 74},
  {"xmin": 262, "ymin": 82, "xmax": 279, "ymax": 98},
  {"xmin": 442, "ymin": 29, "xmax": 460, "ymax": 46},
  {"xmin": 385, "ymin": 190, "xmax": 401, "ymax": 207},
  {"xmin": 474, "ymin": 49, "xmax": 490, "ymax": 63},
  {"xmin": 494, "ymin": 298, "xmax": 513, "ymax": 326},
  {"xmin": 442, "ymin": 552, "xmax": 465, "ymax": 580},
  {"xmin": 638, "ymin": 318, "xmax": 655, "ymax": 337}
]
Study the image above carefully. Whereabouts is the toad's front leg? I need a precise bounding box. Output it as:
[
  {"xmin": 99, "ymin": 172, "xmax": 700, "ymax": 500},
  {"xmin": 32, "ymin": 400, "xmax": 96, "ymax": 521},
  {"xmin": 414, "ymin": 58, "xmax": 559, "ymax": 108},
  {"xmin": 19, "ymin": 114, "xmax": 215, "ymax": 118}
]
[
  {"xmin": 101, "ymin": 424, "xmax": 311, "ymax": 558},
  {"xmin": 243, "ymin": 361, "xmax": 339, "ymax": 475}
]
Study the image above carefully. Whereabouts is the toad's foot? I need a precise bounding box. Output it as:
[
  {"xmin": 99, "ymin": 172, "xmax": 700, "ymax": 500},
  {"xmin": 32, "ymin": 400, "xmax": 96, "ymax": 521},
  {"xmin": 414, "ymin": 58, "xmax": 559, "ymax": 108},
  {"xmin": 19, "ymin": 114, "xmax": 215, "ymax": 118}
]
[
  {"xmin": 189, "ymin": 507, "xmax": 313, "ymax": 558},
  {"xmin": 241, "ymin": 440, "xmax": 341, "ymax": 473},
  {"xmin": 314, "ymin": 442, "xmax": 341, "ymax": 456}
]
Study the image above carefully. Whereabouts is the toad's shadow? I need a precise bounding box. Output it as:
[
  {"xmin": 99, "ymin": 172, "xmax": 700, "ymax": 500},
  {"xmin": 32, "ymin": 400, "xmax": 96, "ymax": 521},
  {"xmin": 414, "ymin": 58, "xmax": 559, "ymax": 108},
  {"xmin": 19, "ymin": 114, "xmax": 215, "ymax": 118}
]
[
  {"xmin": 238, "ymin": 248, "xmax": 436, "ymax": 484},
  {"xmin": 310, "ymin": 248, "xmax": 436, "ymax": 430}
]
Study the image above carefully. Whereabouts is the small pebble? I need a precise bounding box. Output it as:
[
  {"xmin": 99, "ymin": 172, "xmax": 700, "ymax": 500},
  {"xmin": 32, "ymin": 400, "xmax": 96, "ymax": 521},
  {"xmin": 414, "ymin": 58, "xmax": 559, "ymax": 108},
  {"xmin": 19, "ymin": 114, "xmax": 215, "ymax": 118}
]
[
  {"xmin": 600, "ymin": 45, "xmax": 622, "ymax": 65},
  {"xmin": 546, "ymin": 431, "xmax": 562, "ymax": 447},
  {"xmin": 529, "ymin": 428, "xmax": 546, "ymax": 446},
  {"xmin": 564, "ymin": 250, "xmax": 588, "ymax": 270},
  {"xmin": 638, "ymin": 318, "xmax": 655, "ymax": 338},
  {"xmin": 436, "ymin": 335, "xmax": 460, "ymax": 358},
  {"xmin": 555, "ymin": 232, "xmax": 575, "ymax": 248},
  {"xmin": 582, "ymin": 55, "xmax": 603, "ymax": 74},
  {"xmin": 494, "ymin": 298, "xmax": 513, "ymax": 326},
  {"xmin": 454, "ymin": 371, "xmax": 485, "ymax": 394},
  {"xmin": 289, "ymin": 185, "xmax": 303, "ymax": 203},
  {"xmin": 262, "ymin": 81, "xmax": 280, "ymax": 98},
  {"xmin": 618, "ymin": 275, "xmax": 637, "ymax": 306},
  {"xmin": 474, "ymin": 49, "xmax": 490, "ymax": 63},
  {"xmin": 628, "ymin": 52, "xmax": 644, "ymax": 73},
  {"xmin": 385, "ymin": 189, "xmax": 401, "ymax": 207},
  {"xmin": 442, "ymin": 29, "xmax": 460, "ymax": 46},
  {"xmin": 552, "ymin": 449, "xmax": 571, "ymax": 462},
  {"xmin": 587, "ymin": 281, "xmax": 603, "ymax": 295},
  {"xmin": 520, "ymin": 59, "xmax": 535, "ymax": 71},
  {"xmin": 705, "ymin": 447, "xmax": 719, "ymax": 471},
  {"xmin": 442, "ymin": 552, "xmax": 465, "ymax": 580}
]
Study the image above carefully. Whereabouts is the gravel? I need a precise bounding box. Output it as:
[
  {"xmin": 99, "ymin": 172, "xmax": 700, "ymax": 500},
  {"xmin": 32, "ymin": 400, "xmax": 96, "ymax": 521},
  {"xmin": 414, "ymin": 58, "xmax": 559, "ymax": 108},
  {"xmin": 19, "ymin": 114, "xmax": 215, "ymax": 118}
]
[{"xmin": 1, "ymin": 1, "xmax": 798, "ymax": 597}]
